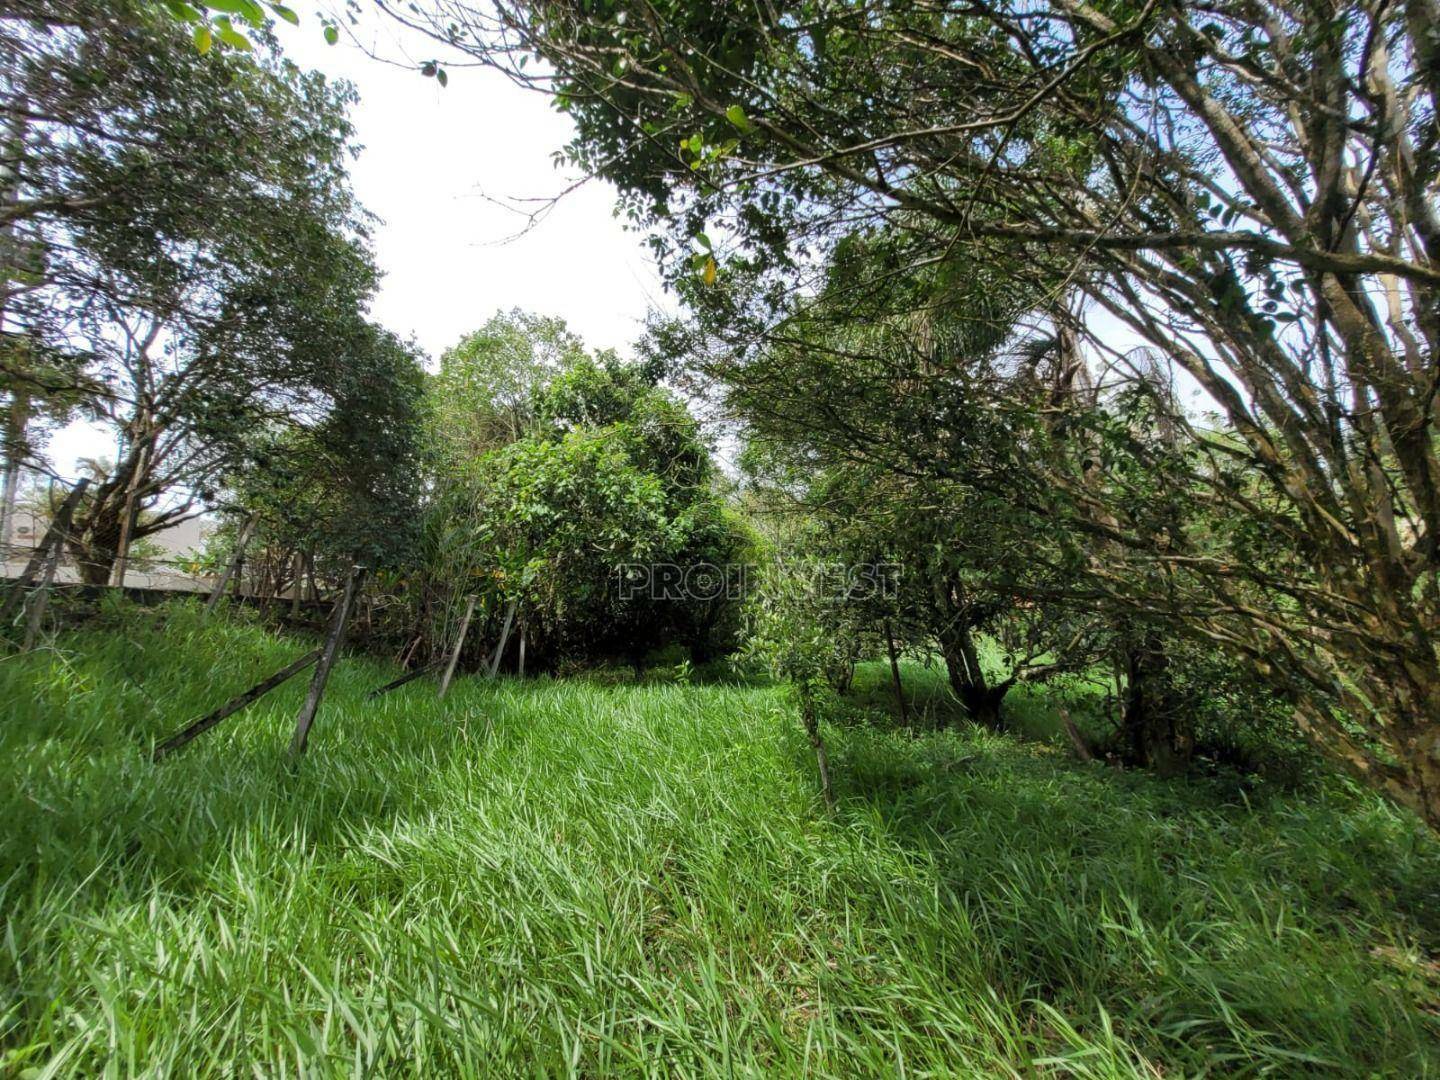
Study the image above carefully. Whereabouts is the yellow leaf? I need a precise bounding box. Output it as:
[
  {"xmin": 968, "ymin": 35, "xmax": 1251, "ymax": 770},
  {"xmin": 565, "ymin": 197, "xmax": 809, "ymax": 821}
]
[
  {"xmin": 703, "ymin": 255, "xmax": 717, "ymax": 286},
  {"xmin": 194, "ymin": 25, "xmax": 213, "ymax": 54}
]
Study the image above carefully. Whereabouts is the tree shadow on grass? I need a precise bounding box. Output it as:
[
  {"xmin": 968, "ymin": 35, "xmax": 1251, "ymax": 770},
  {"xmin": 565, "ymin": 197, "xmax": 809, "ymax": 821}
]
[{"xmin": 816, "ymin": 726, "xmax": 1440, "ymax": 1073}]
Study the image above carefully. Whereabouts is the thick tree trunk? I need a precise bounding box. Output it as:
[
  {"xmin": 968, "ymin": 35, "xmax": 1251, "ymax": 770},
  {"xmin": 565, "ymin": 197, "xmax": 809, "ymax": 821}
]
[
  {"xmin": 1119, "ymin": 633, "xmax": 1191, "ymax": 777},
  {"xmin": 937, "ymin": 621, "xmax": 1007, "ymax": 728},
  {"xmin": 72, "ymin": 504, "xmax": 121, "ymax": 586},
  {"xmin": 108, "ymin": 435, "xmax": 150, "ymax": 588}
]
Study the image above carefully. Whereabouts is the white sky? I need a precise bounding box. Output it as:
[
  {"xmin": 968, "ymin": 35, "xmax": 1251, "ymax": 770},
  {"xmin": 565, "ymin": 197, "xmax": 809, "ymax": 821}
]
[{"xmin": 47, "ymin": 14, "xmax": 668, "ymax": 475}]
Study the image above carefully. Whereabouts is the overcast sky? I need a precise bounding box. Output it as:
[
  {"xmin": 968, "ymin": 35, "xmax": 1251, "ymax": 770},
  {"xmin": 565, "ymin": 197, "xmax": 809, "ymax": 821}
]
[{"xmin": 48, "ymin": 14, "xmax": 668, "ymax": 475}]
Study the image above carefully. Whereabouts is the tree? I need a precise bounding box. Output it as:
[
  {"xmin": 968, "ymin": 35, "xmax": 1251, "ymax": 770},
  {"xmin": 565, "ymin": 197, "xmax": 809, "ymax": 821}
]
[
  {"xmin": 0, "ymin": 334, "xmax": 97, "ymax": 550},
  {"xmin": 426, "ymin": 309, "xmax": 587, "ymax": 470},
  {"xmin": 4, "ymin": 0, "xmax": 383, "ymax": 583},
  {"xmin": 404, "ymin": 0, "xmax": 1440, "ymax": 830},
  {"xmin": 424, "ymin": 340, "xmax": 745, "ymax": 673},
  {"xmin": 216, "ymin": 322, "xmax": 426, "ymax": 590}
]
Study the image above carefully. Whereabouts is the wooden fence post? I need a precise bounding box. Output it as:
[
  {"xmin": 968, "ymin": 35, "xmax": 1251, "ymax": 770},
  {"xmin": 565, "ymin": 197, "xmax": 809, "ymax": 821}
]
[
  {"xmin": 487, "ymin": 599, "xmax": 517, "ymax": 678},
  {"xmin": 365, "ymin": 663, "xmax": 436, "ymax": 700},
  {"xmin": 20, "ymin": 535, "xmax": 61, "ymax": 651},
  {"xmin": 290, "ymin": 549, "xmax": 304, "ymax": 618},
  {"xmin": 1, "ymin": 477, "xmax": 88, "ymax": 625},
  {"xmin": 288, "ymin": 564, "xmax": 363, "ymax": 757},
  {"xmin": 205, "ymin": 515, "xmax": 256, "ymax": 614},
  {"xmin": 152, "ymin": 648, "xmax": 321, "ymax": 761},
  {"xmin": 438, "ymin": 594, "xmax": 477, "ymax": 700}
]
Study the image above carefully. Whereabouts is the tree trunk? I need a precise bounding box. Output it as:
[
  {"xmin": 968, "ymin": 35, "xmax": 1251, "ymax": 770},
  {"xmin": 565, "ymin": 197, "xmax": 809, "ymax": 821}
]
[
  {"xmin": 937, "ymin": 620, "xmax": 1006, "ymax": 728},
  {"xmin": 797, "ymin": 683, "xmax": 835, "ymax": 811},
  {"xmin": 1119, "ymin": 632, "xmax": 1191, "ymax": 777},
  {"xmin": 108, "ymin": 434, "xmax": 150, "ymax": 588},
  {"xmin": 0, "ymin": 114, "xmax": 27, "ymax": 557},
  {"xmin": 884, "ymin": 618, "xmax": 910, "ymax": 727},
  {"xmin": 71, "ymin": 499, "xmax": 121, "ymax": 586}
]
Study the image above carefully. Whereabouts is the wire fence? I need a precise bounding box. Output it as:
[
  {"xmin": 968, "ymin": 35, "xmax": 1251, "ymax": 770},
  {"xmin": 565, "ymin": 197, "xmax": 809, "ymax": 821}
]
[{"xmin": 2, "ymin": 468, "xmax": 225, "ymax": 596}]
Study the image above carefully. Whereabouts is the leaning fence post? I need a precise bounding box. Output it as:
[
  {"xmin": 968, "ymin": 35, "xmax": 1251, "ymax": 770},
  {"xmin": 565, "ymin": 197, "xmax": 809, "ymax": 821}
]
[
  {"xmin": 486, "ymin": 599, "xmax": 517, "ymax": 678},
  {"xmin": 20, "ymin": 534, "xmax": 61, "ymax": 651},
  {"xmin": 1, "ymin": 477, "xmax": 88, "ymax": 626},
  {"xmin": 288, "ymin": 564, "xmax": 363, "ymax": 757},
  {"xmin": 205, "ymin": 515, "xmax": 256, "ymax": 615},
  {"xmin": 438, "ymin": 594, "xmax": 477, "ymax": 700},
  {"xmin": 365, "ymin": 662, "xmax": 437, "ymax": 700},
  {"xmin": 152, "ymin": 648, "xmax": 321, "ymax": 761}
]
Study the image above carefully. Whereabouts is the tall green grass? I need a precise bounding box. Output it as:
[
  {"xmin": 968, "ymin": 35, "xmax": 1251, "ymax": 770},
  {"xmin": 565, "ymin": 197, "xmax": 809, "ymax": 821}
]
[{"xmin": 2, "ymin": 599, "xmax": 1438, "ymax": 1075}]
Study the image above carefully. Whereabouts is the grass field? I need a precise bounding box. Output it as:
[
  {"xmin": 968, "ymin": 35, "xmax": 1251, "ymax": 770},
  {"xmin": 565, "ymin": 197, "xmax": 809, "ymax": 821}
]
[{"xmin": 3, "ymin": 599, "xmax": 1440, "ymax": 1076}]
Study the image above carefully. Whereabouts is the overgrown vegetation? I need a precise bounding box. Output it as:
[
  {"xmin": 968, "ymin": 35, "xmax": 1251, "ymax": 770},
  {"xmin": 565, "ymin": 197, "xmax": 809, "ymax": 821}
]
[
  {"xmin": 3, "ymin": 605, "xmax": 1439, "ymax": 1075},
  {"xmin": 6, "ymin": 0, "xmax": 1440, "ymax": 1072}
]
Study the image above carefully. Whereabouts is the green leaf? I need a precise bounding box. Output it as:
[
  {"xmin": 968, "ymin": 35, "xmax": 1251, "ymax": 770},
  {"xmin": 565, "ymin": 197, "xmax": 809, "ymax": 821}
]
[
  {"xmin": 193, "ymin": 24, "xmax": 213, "ymax": 52},
  {"xmin": 323, "ymin": 23, "xmax": 339, "ymax": 44},
  {"xmin": 436, "ymin": 68, "xmax": 448, "ymax": 88},
  {"xmin": 206, "ymin": 0, "xmax": 266, "ymax": 25},
  {"xmin": 164, "ymin": 0, "xmax": 204, "ymax": 22},
  {"xmin": 725, "ymin": 104, "xmax": 752, "ymax": 132},
  {"xmin": 695, "ymin": 232, "xmax": 712, "ymax": 251},
  {"xmin": 213, "ymin": 16, "xmax": 252, "ymax": 49},
  {"xmin": 236, "ymin": 0, "xmax": 267, "ymax": 27},
  {"xmin": 270, "ymin": 3, "xmax": 299, "ymax": 25}
]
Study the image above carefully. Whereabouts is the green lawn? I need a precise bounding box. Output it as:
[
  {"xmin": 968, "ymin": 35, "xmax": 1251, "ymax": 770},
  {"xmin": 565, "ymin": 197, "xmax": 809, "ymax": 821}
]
[{"xmin": 3, "ymin": 600, "xmax": 1439, "ymax": 1075}]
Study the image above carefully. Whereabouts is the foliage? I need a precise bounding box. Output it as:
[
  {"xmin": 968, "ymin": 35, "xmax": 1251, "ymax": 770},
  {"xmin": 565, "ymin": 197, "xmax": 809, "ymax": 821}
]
[
  {"xmin": 422, "ymin": 326, "xmax": 746, "ymax": 671},
  {"xmin": 3, "ymin": 0, "xmax": 382, "ymax": 584},
  {"xmin": 219, "ymin": 324, "xmax": 427, "ymax": 576},
  {"xmin": 403, "ymin": 0, "xmax": 1440, "ymax": 828},
  {"xmin": 425, "ymin": 309, "xmax": 587, "ymax": 473}
]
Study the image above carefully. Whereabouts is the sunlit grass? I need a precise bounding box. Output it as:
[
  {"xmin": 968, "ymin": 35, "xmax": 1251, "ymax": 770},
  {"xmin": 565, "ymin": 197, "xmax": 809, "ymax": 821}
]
[{"xmin": 2, "ymin": 599, "xmax": 1438, "ymax": 1075}]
